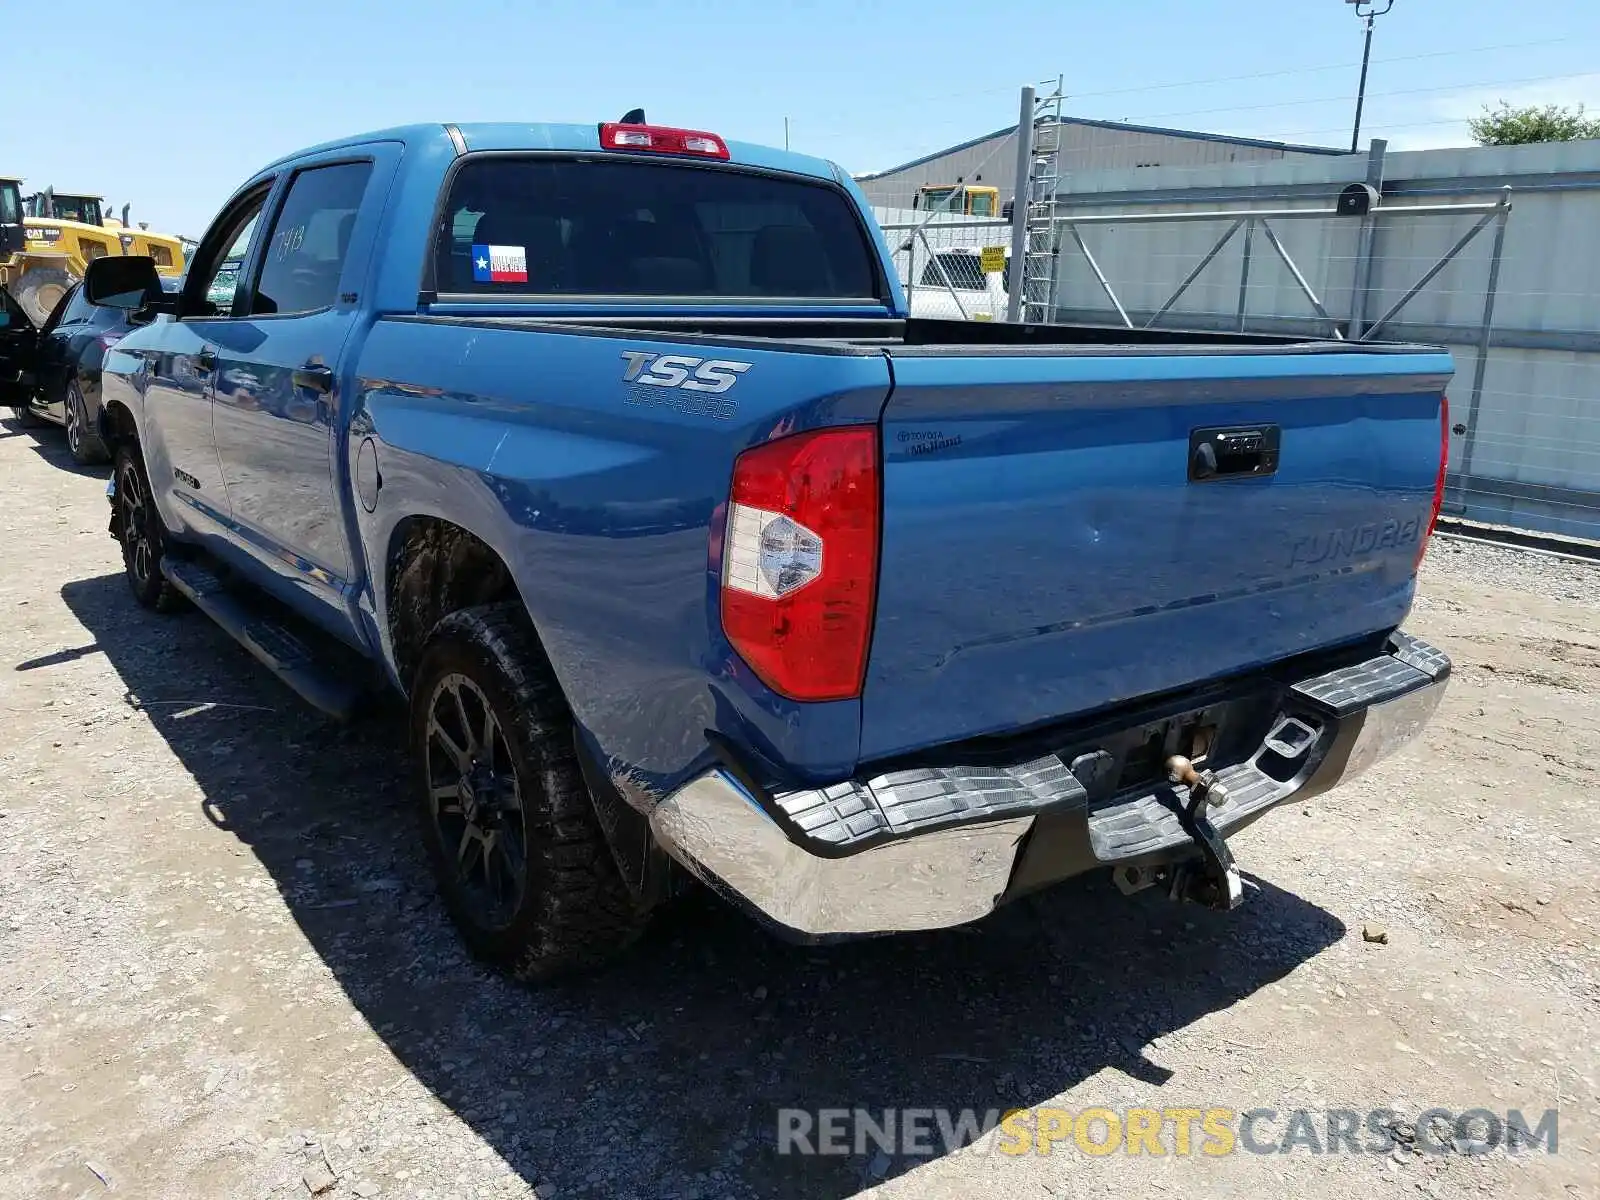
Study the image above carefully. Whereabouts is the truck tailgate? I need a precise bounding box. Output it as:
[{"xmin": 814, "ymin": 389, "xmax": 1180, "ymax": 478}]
[{"xmin": 861, "ymin": 346, "xmax": 1453, "ymax": 762}]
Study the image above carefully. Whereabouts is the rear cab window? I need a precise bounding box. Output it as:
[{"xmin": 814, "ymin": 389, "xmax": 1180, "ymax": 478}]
[{"xmin": 433, "ymin": 158, "xmax": 883, "ymax": 302}]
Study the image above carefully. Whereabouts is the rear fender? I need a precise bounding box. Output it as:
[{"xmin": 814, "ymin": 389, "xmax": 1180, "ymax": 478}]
[{"xmin": 349, "ymin": 317, "xmax": 895, "ymax": 800}]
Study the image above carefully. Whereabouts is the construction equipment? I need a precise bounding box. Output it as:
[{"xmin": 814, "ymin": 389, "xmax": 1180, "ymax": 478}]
[
  {"xmin": 6, "ymin": 187, "xmax": 122, "ymax": 324},
  {"xmin": 101, "ymin": 200, "xmax": 186, "ymax": 278},
  {"xmin": 913, "ymin": 184, "xmax": 1001, "ymax": 217},
  {"xmin": 0, "ymin": 176, "xmax": 22, "ymax": 258},
  {"xmin": 29, "ymin": 191, "xmax": 185, "ymax": 280}
]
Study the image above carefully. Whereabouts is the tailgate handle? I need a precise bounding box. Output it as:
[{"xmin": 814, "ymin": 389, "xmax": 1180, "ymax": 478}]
[{"xmin": 1189, "ymin": 425, "xmax": 1280, "ymax": 482}]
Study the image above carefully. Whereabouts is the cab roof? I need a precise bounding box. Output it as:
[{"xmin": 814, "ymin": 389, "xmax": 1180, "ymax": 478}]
[{"xmin": 262, "ymin": 121, "xmax": 845, "ymax": 185}]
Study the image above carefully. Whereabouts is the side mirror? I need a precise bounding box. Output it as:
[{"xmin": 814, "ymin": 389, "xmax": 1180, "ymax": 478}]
[{"xmin": 84, "ymin": 255, "xmax": 162, "ymax": 310}]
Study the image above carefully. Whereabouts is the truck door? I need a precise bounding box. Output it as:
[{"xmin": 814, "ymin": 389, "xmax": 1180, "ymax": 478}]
[
  {"xmin": 33, "ymin": 284, "xmax": 93, "ymax": 420},
  {"xmin": 207, "ymin": 151, "xmax": 392, "ymax": 632},
  {"xmin": 0, "ymin": 286, "xmax": 39, "ymax": 409},
  {"xmin": 139, "ymin": 187, "xmax": 272, "ymax": 538}
]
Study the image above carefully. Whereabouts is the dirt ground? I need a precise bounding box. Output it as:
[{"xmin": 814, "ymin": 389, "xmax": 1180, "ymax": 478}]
[{"xmin": 0, "ymin": 416, "xmax": 1596, "ymax": 1200}]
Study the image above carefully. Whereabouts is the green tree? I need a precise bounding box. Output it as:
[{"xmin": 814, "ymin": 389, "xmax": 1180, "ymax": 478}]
[{"xmin": 1469, "ymin": 101, "xmax": 1600, "ymax": 146}]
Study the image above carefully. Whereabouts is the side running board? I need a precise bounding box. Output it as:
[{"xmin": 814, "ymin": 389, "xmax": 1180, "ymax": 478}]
[{"xmin": 160, "ymin": 557, "xmax": 364, "ymax": 721}]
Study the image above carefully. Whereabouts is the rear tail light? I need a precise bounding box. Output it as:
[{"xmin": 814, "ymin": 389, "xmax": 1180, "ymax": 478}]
[
  {"xmin": 720, "ymin": 428, "xmax": 879, "ymax": 701},
  {"xmin": 1417, "ymin": 393, "xmax": 1449, "ymax": 569},
  {"xmin": 599, "ymin": 122, "xmax": 730, "ymax": 160}
]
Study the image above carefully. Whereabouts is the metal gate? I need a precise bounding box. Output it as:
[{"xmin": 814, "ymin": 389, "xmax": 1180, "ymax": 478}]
[{"xmin": 881, "ymin": 190, "xmax": 1514, "ymax": 521}]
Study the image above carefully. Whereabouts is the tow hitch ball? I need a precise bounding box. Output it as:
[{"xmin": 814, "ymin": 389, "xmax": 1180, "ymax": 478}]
[
  {"xmin": 1115, "ymin": 756, "xmax": 1245, "ymax": 912},
  {"xmin": 1164, "ymin": 754, "xmax": 1243, "ymax": 911}
]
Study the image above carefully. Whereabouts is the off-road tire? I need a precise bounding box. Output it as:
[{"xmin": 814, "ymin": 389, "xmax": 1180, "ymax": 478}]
[
  {"xmin": 410, "ymin": 603, "xmax": 648, "ymax": 981},
  {"xmin": 113, "ymin": 443, "xmax": 183, "ymax": 612},
  {"xmin": 13, "ymin": 267, "xmax": 71, "ymax": 327},
  {"xmin": 66, "ymin": 381, "xmax": 110, "ymax": 465}
]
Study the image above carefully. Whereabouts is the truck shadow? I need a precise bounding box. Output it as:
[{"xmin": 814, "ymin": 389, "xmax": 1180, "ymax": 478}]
[
  {"xmin": 1, "ymin": 412, "xmax": 111, "ymax": 478},
  {"xmin": 59, "ymin": 571, "xmax": 1346, "ymax": 1200}
]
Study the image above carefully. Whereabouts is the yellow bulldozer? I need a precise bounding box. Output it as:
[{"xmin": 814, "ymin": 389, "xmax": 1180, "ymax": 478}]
[
  {"xmin": 0, "ymin": 186, "xmax": 185, "ymax": 324},
  {"xmin": 913, "ymin": 184, "xmax": 1002, "ymax": 217},
  {"xmin": 0, "ymin": 180, "xmax": 121, "ymax": 323},
  {"xmin": 99, "ymin": 199, "xmax": 186, "ymax": 279}
]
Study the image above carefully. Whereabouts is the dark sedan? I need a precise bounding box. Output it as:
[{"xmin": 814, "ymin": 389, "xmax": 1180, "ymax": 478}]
[{"xmin": 0, "ymin": 276, "xmax": 179, "ymax": 464}]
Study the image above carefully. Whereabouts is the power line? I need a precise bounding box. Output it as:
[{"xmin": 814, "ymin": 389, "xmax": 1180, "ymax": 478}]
[
  {"xmin": 1114, "ymin": 68, "xmax": 1600, "ymax": 127},
  {"xmin": 850, "ymin": 69, "xmax": 1600, "ymax": 175},
  {"xmin": 1067, "ymin": 36, "xmax": 1579, "ymax": 101},
  {"xmin": 799, "ymin": 36, "xmax": 1587, "ymax": 141}
]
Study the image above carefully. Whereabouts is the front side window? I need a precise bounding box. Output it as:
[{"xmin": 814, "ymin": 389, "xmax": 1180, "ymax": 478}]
[
  {"xmin": 39, "ymin": 287, "xmax": 77, "ymax": 336},
  {"xmin": 436, "ymin": 158, "xmax": 880, "ymax": 300},
  {"xmin": 969, "ymin": 192, "xmax": 995, "ymax": 217},
  {"xmin": 0, "ymin": 183, "xmax": 20, "ymax": 225},
  {"xmin": 191, "ymin": 203, "xmax": 263, "ymax": 317},
  {"xmin": 252, "ymin": 162, "xmax": 372, "ymax": 316},
  {"xmin": 59, "ymin": 285, "xmax": 99, "ymax": 327}
]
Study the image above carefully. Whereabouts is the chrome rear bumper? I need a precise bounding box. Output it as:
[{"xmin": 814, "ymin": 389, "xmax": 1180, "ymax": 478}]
[
  {"xmin": 650, "ymin": 776, "xmax": 1033, "ymax": 937},
  {"xmin": 651, "ymin": 633, "xmax": 1449, "ymax": 940}
]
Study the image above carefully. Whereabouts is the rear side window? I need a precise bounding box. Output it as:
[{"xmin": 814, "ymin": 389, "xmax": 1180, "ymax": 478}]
[
  {"xmin": 253, "ymin": 162, "xmax": 372, "ymax": 316},
  {"xmin": 435, "ymin": 158, "xmax": 880, "ymax": 300}
]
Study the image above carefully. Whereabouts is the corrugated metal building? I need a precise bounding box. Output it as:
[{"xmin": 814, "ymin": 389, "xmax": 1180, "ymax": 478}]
[
  {"xmin": 854, "ymin": 116, "xmax": 1345, "ymax": 208},
  {"xmin": 1039, "ymin": 140, "xmax": 1600, "ymax": 540}
]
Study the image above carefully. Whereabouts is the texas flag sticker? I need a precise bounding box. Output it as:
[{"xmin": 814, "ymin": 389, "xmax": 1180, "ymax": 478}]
[{"xmin": 471, "ymin": 243, "xmax": 528, "ymax": 283}]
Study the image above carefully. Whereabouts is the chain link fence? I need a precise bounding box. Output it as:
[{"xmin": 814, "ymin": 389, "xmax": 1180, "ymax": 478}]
[{"xmin": 855, "ymin": 99, "xmax": 1600, "ymax": 544}]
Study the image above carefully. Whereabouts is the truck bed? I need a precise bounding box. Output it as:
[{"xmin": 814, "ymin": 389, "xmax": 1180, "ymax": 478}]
[
  {"xmin": 401, "ymin": 311, "xmax": 1432, "ymax": 356},
  {"xmin": 366, "ymin": 311, "xmax": 1450, "ymax": 775}
]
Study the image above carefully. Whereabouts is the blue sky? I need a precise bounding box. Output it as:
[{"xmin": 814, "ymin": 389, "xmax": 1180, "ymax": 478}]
[{"xmin": 13, "ymin": 0, "xmax": 1600, "ymax": 238}]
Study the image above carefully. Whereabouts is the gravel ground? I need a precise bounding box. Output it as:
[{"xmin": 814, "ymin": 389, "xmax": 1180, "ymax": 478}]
[{"xmin": 1, "ymin": 417, "xmax": 1597, "ymax": 1200}]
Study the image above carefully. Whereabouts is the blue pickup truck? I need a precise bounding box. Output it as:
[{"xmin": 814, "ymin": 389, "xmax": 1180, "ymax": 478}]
[{"xmin": 65, "ymin": 117, "xmax": 1452, "ymax": 980}]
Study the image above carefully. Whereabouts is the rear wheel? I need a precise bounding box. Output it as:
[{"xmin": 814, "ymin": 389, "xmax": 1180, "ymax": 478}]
[
  {"xmin": 113, "ymin": 443, "xmax": 182, "ymax": 612},
  {"xmin": 410, "ymin": 604, "xmax": 648, "ymax": 981},
  {"xmin": 65, "ymin": 381, "xmax": 110, "ymax": 465},
  {"xmin": 7, "ymin": 405, "xmax": 42, "ymax": 427}
]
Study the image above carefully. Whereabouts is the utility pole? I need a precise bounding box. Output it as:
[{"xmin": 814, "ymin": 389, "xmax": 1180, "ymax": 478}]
[
  {"xmin": 1347, "ymin": 0, "xmax": 1395, "ymax": 154},
  {"xmin": 784, "ymin": 117, "xmax": 790, "ymax": 151},
  {"xmin": 1005, "ymin": 86, "xmax": 1035, "ymax": 323}
]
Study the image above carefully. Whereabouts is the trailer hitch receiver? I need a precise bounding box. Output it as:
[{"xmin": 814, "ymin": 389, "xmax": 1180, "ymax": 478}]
[{"xmin": 1165, "ymin": 754, "xmax": 1244, "ymax": 911}]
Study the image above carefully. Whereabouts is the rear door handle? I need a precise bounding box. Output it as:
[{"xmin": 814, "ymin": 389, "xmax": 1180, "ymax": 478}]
[
  {"xmin": 195, "ymin": 347, "xmax": 217, "ymax": 371},
  {"xmin": 292, "ymin": 365, "xmax": 334, "ymax": 394}
]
